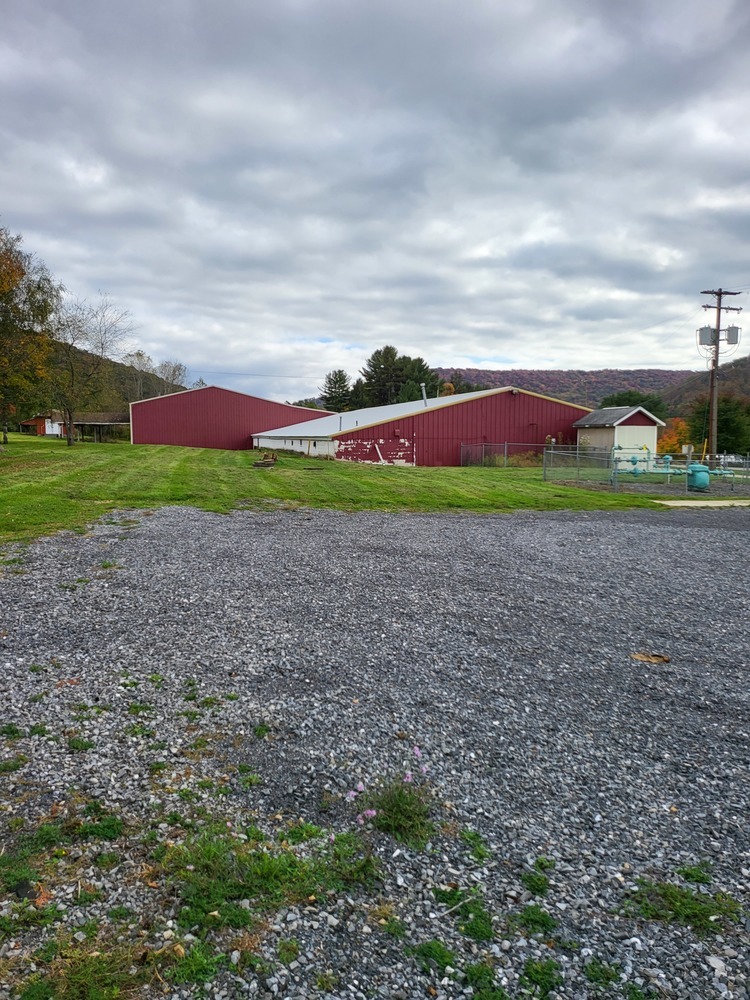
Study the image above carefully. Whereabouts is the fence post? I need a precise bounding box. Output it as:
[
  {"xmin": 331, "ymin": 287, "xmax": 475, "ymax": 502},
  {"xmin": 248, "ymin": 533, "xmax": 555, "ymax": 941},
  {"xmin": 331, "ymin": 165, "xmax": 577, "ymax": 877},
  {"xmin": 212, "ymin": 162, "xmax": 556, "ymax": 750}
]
[{"xmin": 504, "ymin": 442, "xmax": 508, "ymax": 468}]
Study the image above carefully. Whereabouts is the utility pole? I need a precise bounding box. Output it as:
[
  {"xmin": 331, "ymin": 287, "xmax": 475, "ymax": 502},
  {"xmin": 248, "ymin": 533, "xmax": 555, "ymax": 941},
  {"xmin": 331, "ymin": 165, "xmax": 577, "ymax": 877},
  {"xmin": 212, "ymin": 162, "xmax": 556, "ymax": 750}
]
[{"xmin": 700, "ymin": 288, "xmax": 742, "ymax": 464}]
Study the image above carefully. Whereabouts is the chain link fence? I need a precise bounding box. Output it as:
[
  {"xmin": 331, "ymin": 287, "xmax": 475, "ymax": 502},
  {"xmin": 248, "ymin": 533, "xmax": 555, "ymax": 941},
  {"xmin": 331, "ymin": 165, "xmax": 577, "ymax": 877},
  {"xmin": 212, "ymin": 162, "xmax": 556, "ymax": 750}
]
[
  {"xmin": 460, "ymin": 442, "xmax": 546, "ymax": 467},
  {"xmin": 543, "ymin": 446, "xmax": 750, "ymax": 497}
]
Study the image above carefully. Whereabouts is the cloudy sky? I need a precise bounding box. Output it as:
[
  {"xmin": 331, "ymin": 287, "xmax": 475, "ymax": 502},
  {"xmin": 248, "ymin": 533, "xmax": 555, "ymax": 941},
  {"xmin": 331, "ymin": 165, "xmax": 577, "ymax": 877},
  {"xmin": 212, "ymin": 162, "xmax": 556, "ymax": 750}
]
[{"xmin": 3, "ymin": 0, "xmax": 750, "ymax": 401}]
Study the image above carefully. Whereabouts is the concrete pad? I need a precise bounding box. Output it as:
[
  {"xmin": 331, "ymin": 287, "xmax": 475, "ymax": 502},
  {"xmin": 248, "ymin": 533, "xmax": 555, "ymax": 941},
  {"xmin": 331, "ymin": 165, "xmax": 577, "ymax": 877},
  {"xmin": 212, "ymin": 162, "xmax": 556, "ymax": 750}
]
[{"xmin": 655, "ymin": 498, "xmax": 750, "ymax": 507}]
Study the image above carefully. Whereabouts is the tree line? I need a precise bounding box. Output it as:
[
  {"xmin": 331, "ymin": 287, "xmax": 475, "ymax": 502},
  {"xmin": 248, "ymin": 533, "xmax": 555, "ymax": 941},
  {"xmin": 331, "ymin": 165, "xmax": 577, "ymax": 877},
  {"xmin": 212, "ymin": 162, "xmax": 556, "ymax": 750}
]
[
  {"xmin": 0, "ymin": 226, "xmax": 188, "ymax": 445},
  {"xmin": 292, "ymin": 345, "xmax": 488, "ymax": 412}
]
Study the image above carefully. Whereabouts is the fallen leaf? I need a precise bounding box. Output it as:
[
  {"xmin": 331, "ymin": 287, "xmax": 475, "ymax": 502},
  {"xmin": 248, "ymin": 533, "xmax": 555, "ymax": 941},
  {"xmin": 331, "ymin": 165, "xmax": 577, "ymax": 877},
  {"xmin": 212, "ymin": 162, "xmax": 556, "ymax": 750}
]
[{"xmin": 631, "ymin": 652, "xmax": 670, "ymax": 664}]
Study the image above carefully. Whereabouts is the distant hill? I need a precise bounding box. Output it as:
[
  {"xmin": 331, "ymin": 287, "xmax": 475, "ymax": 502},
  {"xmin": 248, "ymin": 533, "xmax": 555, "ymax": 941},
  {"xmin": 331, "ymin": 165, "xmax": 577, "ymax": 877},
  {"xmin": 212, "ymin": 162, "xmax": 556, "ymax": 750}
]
[
  {"xmin": 435, "ymin": 367, "xmax": 695, "ymax": 409},
  {"xmin": 660, "ymin": 354, "xmax": 750, "ymax": 415}
]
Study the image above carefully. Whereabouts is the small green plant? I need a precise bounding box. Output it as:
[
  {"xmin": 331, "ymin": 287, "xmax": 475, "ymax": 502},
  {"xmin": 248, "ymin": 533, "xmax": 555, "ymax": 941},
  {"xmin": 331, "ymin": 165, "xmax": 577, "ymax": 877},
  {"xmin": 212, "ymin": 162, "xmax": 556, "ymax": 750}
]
[
  {"xmin": 29, "ymin": 693, "xmax": 46, "ymax": 703},
  {"xmin": 585, "ymin": 957, "xmax": 620, "ymax": 986},
  {"xmin": 197, "ymin": 778, "xmax": 214, "ymax": 790},
  {"xmin": 240, "ymin": 771, "xmax": 262, "ymax": 789},
  {"xmin": 253, "ymin": 723, "xmax": 271, "ymax": 738},
  {"xmin": 225, "ymin": 693, "xmax": 239, "ymax": 701},
  {"xmin": 626, "ymin": 878, "xmax": 741, "ymax": 935},
  {"xmin": 96, "ymin": 851, "xmax": 120, "ymax": 869},
  {"xmin": 100, "ymin": 560, "xmax": 119, "ymax": 569},
  {"xmin": 0, "ymin": 753, "xmax": 29, "ymax": 773},
  {"xmin": 29, "ymin": 724, "xmax": 47, "ymax": 736},
  {"xmin": 675, "ymin": 860, "xmax": 713, "ymax": 884},
  {"xmin": 411, "ymin": 939, "xmax": 456, "ymax": 976},
  {"xmin": 126, "ymin": 722, "xmax": 155, "ymax": 737},
  {"xmin": 200, "ymin": 696, "xmax": 220, "ymax": 708},
  {"xmin": 108, "ymin": 905, "xmax": 132, "ymax": 921},
  {"xmin": 278, "ymin": 937, "xmax": 299, "ymax": 964},
  {"xmin": 518, "ymin": 958, "xmax": 563, "ymax": 997},
  {"xmin": 21, "ymin": 944, "xmax": 142, "ymax": 998},
  {"xmin": 384, "ymin": 916, "xmax": 406, "ymax": 937},
  {"xmin": 75, "ymin": 887, "xmax": 102, "ymax": 905},
  {"xmin": 282, "ymin": 821, "xmax": 322, "ymax": 844},
  {"xmin": 513, "ymin": 904, "xmax": 558, "ymax": 935},
  {"xmin": 461, "ymin": 828, "xmax": 491, "ymax": 861},
  {"xmin": 316, "ymin": 970, "xmax": 339, "ymax": 990},
  {"xmin": 80, "ymin": 813, "xmax": 123, "ymax": 841},
  {"xmin": 520, "ymin": 870, "xmax": 550, "ymax": 896},
  {"xmin": 180, "ymin": 709, "xmax": 200, "ymax": 722},
  {"xmin": 622, "ymin": 985, "xmax": 647, "ymax": 1000},
  {"xmin": 178, "ymin": 789, "xmax": 198, "ymax": 803},
  {"xmin": 534, "ymin": 856, "xmax": 555, "ymax": 871},
  {"xmin": 168, "ymin": 941, "xmax": 225, "ymax": 984},
  {"xmin": 67, "ymin": 737, "xmax": 94, "ymax": 752},
  {"xmin": 127, "ymin": 702, "xmax": 152, "ymax": 715},
  {"xmin": 1, "ymin": 723, "xmax": 24, "ymax": 738},
  {"xmin": 364, "ymin": 776, "xmax": 434, "ymax": 848},
  {"xmin": 149, "ymin": 761, "xmax": 168, "ymax": 774},
  {"xmin": 465, "ymin": 961, "xmax": 510, "ymax": 999},
  {"xmin": 434, "ymin": 887, "xmax": 493, "ymax": 941},
  {"xmin": 29, "ymin": 664, "xmax": 45, "ymax": 674}
]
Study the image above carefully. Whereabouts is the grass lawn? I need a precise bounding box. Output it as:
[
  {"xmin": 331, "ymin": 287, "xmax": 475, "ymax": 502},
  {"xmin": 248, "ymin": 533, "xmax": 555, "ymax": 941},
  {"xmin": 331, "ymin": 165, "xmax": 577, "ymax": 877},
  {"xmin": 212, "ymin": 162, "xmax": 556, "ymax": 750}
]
[{"xmin": 0, "ymin": 434, "xmax": 658, "ymax": 543}]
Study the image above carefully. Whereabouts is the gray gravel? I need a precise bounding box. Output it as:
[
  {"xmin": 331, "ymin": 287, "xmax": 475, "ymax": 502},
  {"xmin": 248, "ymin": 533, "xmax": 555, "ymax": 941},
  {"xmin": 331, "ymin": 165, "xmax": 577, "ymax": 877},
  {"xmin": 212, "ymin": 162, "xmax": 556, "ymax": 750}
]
[{"xmin": 1, "ymin": 505, "xmax": 749, "ymax": 999}]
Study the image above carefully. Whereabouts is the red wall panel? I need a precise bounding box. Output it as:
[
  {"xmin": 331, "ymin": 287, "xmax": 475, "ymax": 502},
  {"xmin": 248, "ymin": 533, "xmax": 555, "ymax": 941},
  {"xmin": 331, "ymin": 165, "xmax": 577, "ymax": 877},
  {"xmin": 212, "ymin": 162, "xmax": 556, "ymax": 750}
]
[
  {"xmin": 131, "ymin": 387, "xmax": 330, "ymax": 450},
  {"xmin": 620, "ymin": 411, "xmax": 658, "ymax": 427},
  {"xmin": 334, "ymin": 391, "xmax": 590, "ymax": 466}
]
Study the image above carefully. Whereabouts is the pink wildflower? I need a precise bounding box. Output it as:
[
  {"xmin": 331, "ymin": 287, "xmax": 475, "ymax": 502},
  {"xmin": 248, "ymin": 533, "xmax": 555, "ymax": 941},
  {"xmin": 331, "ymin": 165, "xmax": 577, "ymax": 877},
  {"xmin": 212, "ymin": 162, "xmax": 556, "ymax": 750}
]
[
  {"xmin": 346, "ymin": 790, "xmax": 358, "ymax": 801},
  {"xmin": 356, "ymin": 782, "xmax": 365, "ymax": 792},
  {"xmin": 403, "ymin": 771, "xmax": 414, "ymax": 783},
  {"xmin": 420, "ymin": 764, "xmax": 428, "ymax": 775},
  {"xmin": 413, "ymin": 746, "xmax": 422, "ymax": 758}
]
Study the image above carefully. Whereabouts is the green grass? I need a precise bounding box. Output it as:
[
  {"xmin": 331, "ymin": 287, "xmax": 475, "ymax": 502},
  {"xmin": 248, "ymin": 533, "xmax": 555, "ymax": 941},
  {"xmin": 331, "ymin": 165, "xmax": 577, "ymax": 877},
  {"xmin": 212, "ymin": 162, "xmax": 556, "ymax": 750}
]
[
  {"xmin": 520, "ymin": 870, "xmax": 550, "ymax": 896},
  {"xmin": 512, "ymin": 904, "xmax": 558, "ymax": 935},
  {"xmin": 460, "ymin": 828, "xmax": 491, "ymax": 862},
  {"xmin": 0, "ymin": 434, "xmax": 658, "ymax": 543},
  {"xmin": 411, "ymin": 939, "xmax": 456, "ymax": 976},
  {"xmin": 364, "ymin": 776, "xmax": 434, "ymax": 848},
  {"xmin": 518, "ymin": 958, "xmax": 563, "ymax": 998},
  {"xmin": 675, "ymin": 860, "xmax": 713, "ymax": 884},
  {"xmin": 434, "ymin": 886, "xmax": 493, "ymax": 941},
  {"xmin": 584, "ymin": 957, "xmax": 620, "ymax": 986},
  {"xmin": 626, "ymin": 878, "xmax": 742, "ymax": 935},
  {"xmin": 163, "ymin": 825, "xmax": 377, "ymax": 931}
]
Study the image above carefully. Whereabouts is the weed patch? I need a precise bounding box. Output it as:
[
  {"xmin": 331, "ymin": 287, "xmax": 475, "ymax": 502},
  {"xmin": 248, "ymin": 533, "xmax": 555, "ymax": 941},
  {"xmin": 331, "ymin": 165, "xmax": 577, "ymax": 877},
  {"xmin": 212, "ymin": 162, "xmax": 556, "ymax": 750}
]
[
  {"xmin": 626, "ymin": 878, "xmax": 741, "ymax": 934},
  {"xmin": 362, "ymin": 775, "xmax": 434, "ymax": 848},
  {"xmin": 518, "ymin": 958, "xmax": 563, "ymax": 998},
  {"xmin": 460, "ymin": 828, "xmax": 491, "ymax": 862},
  {"xmin": 410, "ymin": 939, "xmax": 456, "ymax": 976},
  {"xmin": 512, "ymin": 904, "xmax": 558, "ymax": 935},
  {"xmin": 434, "ymin": 886, "xmax": 493, "ymax": 941}
]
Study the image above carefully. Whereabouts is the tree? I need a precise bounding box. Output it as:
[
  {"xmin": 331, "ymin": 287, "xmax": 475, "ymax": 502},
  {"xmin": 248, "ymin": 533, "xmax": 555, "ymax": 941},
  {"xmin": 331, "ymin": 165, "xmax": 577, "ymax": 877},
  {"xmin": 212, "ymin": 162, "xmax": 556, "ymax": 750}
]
[
  {"xmin": 289, "ymin": 398, "xmax": 321, "ymax": 409},
  {"xmin": 687, "ymin": 394, "xmax": 750, "ymax": 455},
  {"xmin": 360, "ymin": 345, "xmax": 442, "ymax": 406},
  {"xmin": 599, "ymin": 390, "xmax": 668, "ymax": 422},
  {"xmin": 121, "ymin": 349, "xmax": 156, "ymax": 401},
  {"xmin": 0, "ymin": 227, "xmax": 61, "ymax": 443},
  {"xmin": 155, "ymin": 359, "xmax": 187, "ymax": 396},
  {"xmin": 51, "ymin": 294, "xmax": 134, "ymax": 445},
  {"xmin": 657, "ymin": 417, "xmax": 690, "ymax": 455},
  {"xmin": 319, "ymin": 369, "xmax": 352, "ymax": 411},
  {"xmin": 349, "ymin": 378, "xmax": 368, "ymax": 409},
  {"xmin": 192, "ymin": 377, "xmax": 208, "ymax": 389}
]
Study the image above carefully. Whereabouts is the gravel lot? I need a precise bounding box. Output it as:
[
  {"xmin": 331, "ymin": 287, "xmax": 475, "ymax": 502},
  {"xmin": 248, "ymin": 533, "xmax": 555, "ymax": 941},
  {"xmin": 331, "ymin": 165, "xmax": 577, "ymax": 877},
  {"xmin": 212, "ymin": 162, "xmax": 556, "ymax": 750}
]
[{"xmin": 1, "ymin": 505, "xmax": 749, "ymax": 1000}]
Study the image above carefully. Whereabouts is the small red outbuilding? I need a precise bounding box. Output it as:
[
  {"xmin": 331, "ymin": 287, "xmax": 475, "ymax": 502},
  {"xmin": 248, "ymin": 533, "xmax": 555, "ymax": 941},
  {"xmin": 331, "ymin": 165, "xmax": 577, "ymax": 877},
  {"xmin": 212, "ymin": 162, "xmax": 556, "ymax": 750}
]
[{"xmin": 130, "ymin": 386, "xmax": 331, "ymax": 450}]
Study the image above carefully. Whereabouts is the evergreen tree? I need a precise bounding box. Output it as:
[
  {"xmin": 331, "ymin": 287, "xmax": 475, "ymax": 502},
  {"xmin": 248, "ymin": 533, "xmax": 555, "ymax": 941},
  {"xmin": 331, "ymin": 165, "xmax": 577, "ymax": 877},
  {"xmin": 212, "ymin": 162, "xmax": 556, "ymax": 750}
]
[
  {"xmin": 397, "ymin": 380, "xmax": 422, "ymax": 403},
  {"xmin": 360, "ymin": 345, "xmax": 442, "ymax": 405},
  {"xmin": 349, "ymin": 378, "xmax": 368, "ymax": 409},
  {"xmin": 319, "ymin": 369, "xmax": 352, "ymax": 411}
]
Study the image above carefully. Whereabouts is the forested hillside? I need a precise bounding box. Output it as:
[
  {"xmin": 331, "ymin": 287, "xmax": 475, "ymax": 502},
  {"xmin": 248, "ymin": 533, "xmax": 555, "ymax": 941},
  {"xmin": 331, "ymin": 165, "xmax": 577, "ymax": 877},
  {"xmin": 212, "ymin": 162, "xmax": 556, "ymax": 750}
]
[{"xmin": 435, "ymin": 368, "xmax": 694, "ymax": 408}]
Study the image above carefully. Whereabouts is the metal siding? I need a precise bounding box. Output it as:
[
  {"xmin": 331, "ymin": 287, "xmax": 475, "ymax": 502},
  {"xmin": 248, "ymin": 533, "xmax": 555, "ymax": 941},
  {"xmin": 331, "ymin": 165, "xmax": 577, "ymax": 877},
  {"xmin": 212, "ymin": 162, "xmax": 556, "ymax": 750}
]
[
  {"xmin": 620, "ymin": 412, "xmax": 657, "ymax": 427},
  {"xmin": 335, "ymin": 392, "xmax": 590, "ymax": 466},
  {"xmin": 131, "ymin": 387, "xmax": 329, "ymax": 450}
]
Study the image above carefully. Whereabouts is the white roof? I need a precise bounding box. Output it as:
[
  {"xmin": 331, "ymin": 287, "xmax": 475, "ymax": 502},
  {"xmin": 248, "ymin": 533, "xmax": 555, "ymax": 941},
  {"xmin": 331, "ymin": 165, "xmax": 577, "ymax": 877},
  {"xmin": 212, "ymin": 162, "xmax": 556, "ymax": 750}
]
[{"xmin": 253, "ymin": 387, "xmax": 516, "ymax": 438}]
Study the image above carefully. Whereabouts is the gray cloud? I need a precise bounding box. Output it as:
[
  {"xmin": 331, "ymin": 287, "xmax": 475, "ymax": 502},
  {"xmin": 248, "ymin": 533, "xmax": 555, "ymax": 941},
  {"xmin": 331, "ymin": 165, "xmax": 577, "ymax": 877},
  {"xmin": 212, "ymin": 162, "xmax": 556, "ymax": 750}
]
[{"xmin": 3, "ymin": 0, "xmax": 750, "ymax": 401}]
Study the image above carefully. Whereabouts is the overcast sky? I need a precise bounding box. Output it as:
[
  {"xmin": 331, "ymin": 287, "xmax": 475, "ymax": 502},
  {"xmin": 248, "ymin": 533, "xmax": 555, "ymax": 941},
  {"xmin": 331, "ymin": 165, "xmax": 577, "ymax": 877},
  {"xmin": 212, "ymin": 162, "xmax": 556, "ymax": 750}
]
[{"xmin": 3, "ymin": 0, "xmax": 750, "ymax": 401}]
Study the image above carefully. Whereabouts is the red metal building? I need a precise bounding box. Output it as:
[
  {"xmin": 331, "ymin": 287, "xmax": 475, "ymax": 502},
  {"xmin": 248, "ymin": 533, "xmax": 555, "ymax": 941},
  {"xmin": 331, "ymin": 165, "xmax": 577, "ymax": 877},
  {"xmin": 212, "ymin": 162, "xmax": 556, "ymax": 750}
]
[
  {"xmin": 254, "ymin": 387, "xmax": 591, "ymax": 466},
  {"xmin": 130, "ymin": 386, "xmax": 331, "ymax": 450}
]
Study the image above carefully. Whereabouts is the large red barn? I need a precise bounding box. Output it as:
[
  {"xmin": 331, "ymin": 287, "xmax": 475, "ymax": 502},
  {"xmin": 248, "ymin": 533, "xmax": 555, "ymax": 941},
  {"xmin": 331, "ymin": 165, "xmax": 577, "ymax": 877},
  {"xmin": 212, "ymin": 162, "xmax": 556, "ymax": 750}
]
[
  {"xmin": 253, "ymin": 387, "xmax": 591, "ymax": 466},
  {"xmin": 130, "ymin": 386, "xmax": 332, "ymax": 450}
]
